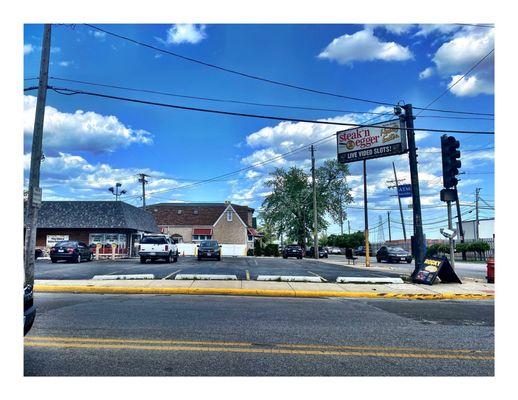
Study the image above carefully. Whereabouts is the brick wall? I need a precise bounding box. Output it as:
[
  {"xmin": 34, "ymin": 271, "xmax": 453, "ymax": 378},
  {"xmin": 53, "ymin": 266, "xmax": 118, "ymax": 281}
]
[{"xmin": 212, "ymin": 209, "xmax": 247, "ymax": 244}]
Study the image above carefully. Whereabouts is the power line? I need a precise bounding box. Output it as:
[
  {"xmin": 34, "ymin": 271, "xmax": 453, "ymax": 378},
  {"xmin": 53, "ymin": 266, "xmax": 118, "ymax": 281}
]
[
  {"xmin": 46, "ymin": 86, "xmax": 495, "ymax": 135},
  {"xmin": 27, "ymin": 76, "xmax": 494, "ymax": 121},
  {"xmin": 79, "ymin": 24, "xmax": 494, "ymax": 117}
]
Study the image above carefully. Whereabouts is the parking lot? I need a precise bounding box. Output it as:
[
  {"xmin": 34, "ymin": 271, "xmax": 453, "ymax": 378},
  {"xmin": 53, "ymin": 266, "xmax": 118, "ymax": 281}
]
[{"xmin": 34, "ymin": 255, "xmax": 399, "ymax": 282}]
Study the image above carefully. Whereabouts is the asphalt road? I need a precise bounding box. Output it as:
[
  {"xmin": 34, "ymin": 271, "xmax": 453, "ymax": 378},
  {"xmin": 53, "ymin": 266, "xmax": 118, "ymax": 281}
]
[
  {"xmin": 34, "ymin": 256, "xmax": 399, "ymax": 281},
  {"xmin": 24, "ymin": 292, "xmax": 494, "ymax": 376}
]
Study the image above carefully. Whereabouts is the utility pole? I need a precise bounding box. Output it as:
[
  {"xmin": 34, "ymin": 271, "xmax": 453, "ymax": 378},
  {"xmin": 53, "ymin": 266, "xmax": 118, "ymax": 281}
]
[
  {"xmin": 391, "ymin": 162, "xmax": 407, "ymax": 242},
  {"xmin": 447, "ymin": 199, "xmax": 455, "ymax": 269},
  {"xmin": 363, "ymin": 159, "xmax": 370, "ymax": 267},
  {"xmin": 24, "ymin": 24, "xmax": 52, "ymax": 287},
  {"xmin": 404, "ymin": 104, "xmax": 425, "ymax": 277},
  {"xmin": 339, "ymin": 192, "xmax": 344, "ymax": 235},
  {"xmin": 138, "ymin": 173, "xmax": 149, "ymax": 210},
  {"xmin": 310, "ymin": 145, "xmax": 319, "ymax": 259},
  {"xmin": 455, "ymin": 185, "xmax": 466, "ymax": 261},
  {"xmin": 475, "ymin": 188, "xmax": 480, "ymax": 240},
  {"xmin": 387, "ymin": 211, "xmax": 392, "ymax": 242},
  {"xmin": 348, "ymin": 220, "xmax": 351, "ymax": 235}
]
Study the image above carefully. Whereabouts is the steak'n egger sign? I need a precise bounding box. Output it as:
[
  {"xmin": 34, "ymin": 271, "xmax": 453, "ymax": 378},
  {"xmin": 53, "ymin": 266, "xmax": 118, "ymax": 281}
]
[{"xmin": 337, "ymin": 119, "xmax": 408, "ymax": 163}]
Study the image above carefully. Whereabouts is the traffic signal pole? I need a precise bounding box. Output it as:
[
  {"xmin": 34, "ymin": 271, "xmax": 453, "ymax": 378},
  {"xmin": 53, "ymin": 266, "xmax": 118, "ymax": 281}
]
[
  {"xmin": 404, "ymin": 104, "xmax": 425, "ymax": 276},
  {"xmin": 24, "ymin": 24, "xmax": 52, "ymax": 287}
]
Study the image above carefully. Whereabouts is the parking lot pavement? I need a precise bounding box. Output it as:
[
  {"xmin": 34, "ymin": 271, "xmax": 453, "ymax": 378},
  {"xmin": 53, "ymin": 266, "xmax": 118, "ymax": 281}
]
[{"xmin": 34, "ymin": 256, "xmax": 399, "ymax": 282}]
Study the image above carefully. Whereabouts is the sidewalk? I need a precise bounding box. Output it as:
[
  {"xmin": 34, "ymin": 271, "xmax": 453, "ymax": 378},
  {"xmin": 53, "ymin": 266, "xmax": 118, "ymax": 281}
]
[{"xmin": 34, "ymin": 278, "xmax": 495, "ymax": 301}]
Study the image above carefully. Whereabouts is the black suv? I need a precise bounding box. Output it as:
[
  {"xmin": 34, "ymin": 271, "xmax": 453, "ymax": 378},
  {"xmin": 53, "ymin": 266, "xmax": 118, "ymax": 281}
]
[
  {"xmin": 376, "ymin": 246, "xmax": 413, "ymax": 263},
  {"xmin": 305, "ymin": 246, "xmax": 329, "ymax": 258},
  {"xmin": 50, "ymin": 241, "xmax": 93, "ymax": 263},
  {"xmin": 197, "ymin": 240, "xmax": 222, "ymax": 261},
  {"xmin": 282, "ymin": 244, "xmax": 303, "ymax": 259}
]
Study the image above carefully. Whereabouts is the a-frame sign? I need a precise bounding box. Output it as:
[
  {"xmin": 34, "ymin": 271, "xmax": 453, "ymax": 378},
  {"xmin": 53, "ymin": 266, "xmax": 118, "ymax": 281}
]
[{"xmin": 411, "ymin": 256, "xmax": 462, "ymax": 285}]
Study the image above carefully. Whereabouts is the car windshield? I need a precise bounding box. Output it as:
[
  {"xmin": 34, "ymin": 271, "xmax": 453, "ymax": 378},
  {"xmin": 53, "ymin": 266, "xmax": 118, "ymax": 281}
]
[
  {"xmin": 200, "ymin": 240, "xmax": 217, "ymax": 247},
  {"xmin": 287, "ymin": 245, "xmax": 300, "ymax": 249},
  {"xmin": 55, "ymin": 241, "xmax": 76, "ymax": 247},
  {"xmin": 388, "ymin": 247, "xmax": 406, "ymax": 252},
  {"xmin": 141, "ymin": 236, "xmax": 167, "ymax": 244}
]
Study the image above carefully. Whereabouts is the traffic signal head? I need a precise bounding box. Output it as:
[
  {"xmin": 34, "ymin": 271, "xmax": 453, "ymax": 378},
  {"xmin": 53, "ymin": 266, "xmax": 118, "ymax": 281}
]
[{"xmin": 441, "ymin": 135, "xmax": 461, "ymax": 188}]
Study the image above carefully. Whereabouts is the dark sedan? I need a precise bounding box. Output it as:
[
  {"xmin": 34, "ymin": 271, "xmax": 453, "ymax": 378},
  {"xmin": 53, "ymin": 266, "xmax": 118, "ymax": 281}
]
[
  {"xmin": 282, "ymin": 244, "xmax": 303, "ymax": 259},
  {"xmin": 49, "ymin": 241, "xmax": 93, "ymax": 263},
  {"xmin": 376, "ymin": 246, "xmax": 413, "ymax": 263},
  {"xmin": 197, "ymin": 240, "xmax": 221, "ymax": 261},
  {"xmin": 305, "ymin": 246, "xmax": 329, "ymax": 258},
  {"xmin": 24, "ymin": 284, "xmax": 36, "ymax": 336}
]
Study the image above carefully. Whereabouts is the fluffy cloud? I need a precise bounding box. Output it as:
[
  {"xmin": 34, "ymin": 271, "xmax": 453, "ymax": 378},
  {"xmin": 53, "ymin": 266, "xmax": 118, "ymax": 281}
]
[
  {"xmin": 23, "ymin": 152, "xmax": 181, "ymax": 202},
  {"xmin": 24, "ymin": 44, "xmax": 34, "ymax": 55},
  {"xmin": 422, "ymin": 27, "xmax": 494, "ymax": 96},
  {"xmin": 24, "ymin": 95, "xmax": 152, "ymax": 154},
  {"xmin": 415, "ymin": 24, "xmax": 460, "ymax": 37},
  {"xmin": 89, "ymin": 30, "xmax": 107, "ymax": 40},
  {"xmin": 318, "ymin": 29, "xmax": 413, "ymax": 65},
  {"xmin": 366, "ymin": 24, "xmax": 415, "ymax": 35},
  {"xmin": 160, "ymin": 24, "xmax": 207, "ymax": 45},
  {"xmin": 419, "ymin": 67, "xmax": 434, "ymax": 80},
  {"xmin": 58, "ymin": 60, "xmax": 73, "ymax": 67}
]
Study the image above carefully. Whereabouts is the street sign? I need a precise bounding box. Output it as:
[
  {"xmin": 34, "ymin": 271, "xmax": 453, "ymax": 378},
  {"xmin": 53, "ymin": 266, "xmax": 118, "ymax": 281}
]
[
  {"xmin": 32, "ymin": 187, "xmax": 42, "ymax": 208},
  {"xmin": 337, "ymin": 119, "xmax": 407, "ymax": 164},
  {"xmin": 411, "ymin": 256, "xmax": 462, "ymax": 285},
  {"xmin": 398, "ymin": 184, "xmax": 412, "ymax": 198}
]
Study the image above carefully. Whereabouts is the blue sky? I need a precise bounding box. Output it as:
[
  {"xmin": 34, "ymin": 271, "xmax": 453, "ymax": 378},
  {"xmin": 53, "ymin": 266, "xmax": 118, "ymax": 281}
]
[{"xmin": 23, "ymin": 23, "xmax": 494, "ymax": 239}]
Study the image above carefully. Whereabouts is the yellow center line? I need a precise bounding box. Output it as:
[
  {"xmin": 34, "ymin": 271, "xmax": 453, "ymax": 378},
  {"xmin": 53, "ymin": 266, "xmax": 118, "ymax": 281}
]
[
  {"xmin": 23, "ymin": 340, "xmax": 494, "ymax": 361},
  {"xmin": 25, "ymin": 336, "xmax": 493, "ymax": 358}
]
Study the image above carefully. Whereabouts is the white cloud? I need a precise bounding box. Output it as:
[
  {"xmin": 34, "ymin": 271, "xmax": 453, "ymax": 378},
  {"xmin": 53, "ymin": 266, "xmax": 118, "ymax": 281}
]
[
  {"xmin": 161, "ymin": 24, "xmax": 207, "ymax": 45},
  {"xmin": 24, "ymin": 152, "xmax": 181, "ymax": 201},
  {"xmin": 58, "ymin": 60, "xmax": 73, "ymax": 67},
  {"xmin": 24, "ymin": 95, "xmax": 153, "ymax": 154},
  {"xmin": 419, "ymin": 67, "xmax": 434, "ymax": 80},
  {"xmin": 415, "ymin": 24, "xmax": 460, "ymax": 37},
  {"xmin": 422, "ymin": 27, "xmax": 494, "ymax": 96},
  {"xmin": 318, "ymin": 29, "xmax": 413, "ymax": 65},
  {"xmin": 24, "ymin": 44, "xmax": 34, "ymax": 55}
]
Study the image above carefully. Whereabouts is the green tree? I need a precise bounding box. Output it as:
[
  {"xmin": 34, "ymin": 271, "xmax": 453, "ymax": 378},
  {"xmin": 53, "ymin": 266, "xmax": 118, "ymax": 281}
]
[{"xmin": 261, "ymin": 162, "xmax": 353, "ymax": 248}]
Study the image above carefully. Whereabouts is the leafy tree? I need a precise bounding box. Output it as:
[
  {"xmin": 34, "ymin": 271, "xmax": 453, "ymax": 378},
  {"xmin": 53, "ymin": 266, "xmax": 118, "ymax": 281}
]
[
  {"xmin": 263, "ymin": 244, "xmax": 280, "ymax": 257},
  {"xmin": 426, "ymin": 243, "xmax": 450, "ymax": 257},
  {"xmin": 261, "ymin": 161, "xmax": 353, "ymax": 248},
  {"xmin": 469, "ymin": 241, "xmax": 490, "ymax": 260}
]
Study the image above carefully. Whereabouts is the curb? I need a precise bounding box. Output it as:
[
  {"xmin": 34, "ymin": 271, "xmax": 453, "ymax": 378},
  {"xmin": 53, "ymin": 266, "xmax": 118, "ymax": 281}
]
[{"xmin": 34, "ymin": 284, "xmax": 495, "ymax": 301}]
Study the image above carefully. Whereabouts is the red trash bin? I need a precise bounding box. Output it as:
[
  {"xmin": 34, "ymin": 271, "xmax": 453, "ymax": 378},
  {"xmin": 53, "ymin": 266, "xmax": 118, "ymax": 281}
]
[{"xmin": 486, "ymin": 257, "xmax": 494, "ymax": 283}]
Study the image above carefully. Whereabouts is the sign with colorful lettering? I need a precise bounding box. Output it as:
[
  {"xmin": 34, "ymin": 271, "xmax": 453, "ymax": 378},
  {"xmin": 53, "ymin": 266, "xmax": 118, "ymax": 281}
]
[
  {"xmin": 398, "ymin": 184, "xmax": 412, "ymax": 198},
  {"xmin": 412, "ymin": 256, "xmax": 462, "ymax": 285},
  {"xmin": 337, "ymin": 119, "xmax": 408, "ymax": 163}
]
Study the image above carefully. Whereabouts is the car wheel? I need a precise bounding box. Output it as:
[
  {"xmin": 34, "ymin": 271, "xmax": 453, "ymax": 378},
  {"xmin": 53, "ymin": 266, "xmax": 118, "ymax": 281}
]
[
  {"xmin": 167, "ymin": 253, "xmax": 172, "ymax": 263},
  {"xmin": 173, "ymin": 254, "xmax": 178, "ymax": 263},
  {"xmin": 140, "ymin": 256, "xmax": 146, "ymax": 264},
  {"xmin": 76, "ymin": 254, "xmax": 81, "ymax": 263},
  {"xmin": 376, "ymin": 256, "xmax": 381, "ymax": 263},
  {"xmin": 51, "ymin": 258, "xmax": 57, "ymax": 263},
  {"xmin": 217, "ymin": 255, "xmax": 221, "ymax": 261}
]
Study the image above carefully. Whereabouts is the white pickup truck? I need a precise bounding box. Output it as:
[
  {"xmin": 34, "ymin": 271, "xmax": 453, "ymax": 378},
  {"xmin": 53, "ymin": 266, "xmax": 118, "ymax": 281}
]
[{"xmin": 138, "ymin": 234, "xmax": 178, "ymax": 264}]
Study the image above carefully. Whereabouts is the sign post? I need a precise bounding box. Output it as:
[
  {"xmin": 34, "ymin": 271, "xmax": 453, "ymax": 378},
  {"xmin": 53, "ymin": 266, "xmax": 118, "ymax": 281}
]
[{"xmin": 337, "ymin": 119, "xmax": 408, "ymax": 267}]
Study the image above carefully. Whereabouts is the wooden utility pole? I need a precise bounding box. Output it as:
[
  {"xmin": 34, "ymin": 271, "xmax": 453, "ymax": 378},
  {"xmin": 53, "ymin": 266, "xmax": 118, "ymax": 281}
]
[
  {"xmin": 24, "ymin": 24, "xmax": 52, "ymax": 287},
  {"xmin": 387, "ymin": 211, "xmax": 392, "ymax": 242},
  {"xmin": 475, "ymin": 188, "xmax": 481, "ymax": 240},
  {"xmin": 363, "ymin": 160, "xmax": 370, "ymax": 267},
  {"xmin": 138, "ymin": 173, "xmax": 149, "ymax": 210},
  {"xmin": 311, "ymin": 145, "xmax": 318, "ymax": 259}
]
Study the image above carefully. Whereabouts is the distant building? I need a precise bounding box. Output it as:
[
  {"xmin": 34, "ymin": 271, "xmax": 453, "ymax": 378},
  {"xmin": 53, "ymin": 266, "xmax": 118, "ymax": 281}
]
[
  {"xmin": 27, "ymin": 201, "xmax": 158, "ymax": 256},
  {"xmin": 148, "ymin": 202, "xmax": 260, "ymax": 255},
  {"xmin": 457, "ymin": 218, "xmax": 494, "ymax": 240}
]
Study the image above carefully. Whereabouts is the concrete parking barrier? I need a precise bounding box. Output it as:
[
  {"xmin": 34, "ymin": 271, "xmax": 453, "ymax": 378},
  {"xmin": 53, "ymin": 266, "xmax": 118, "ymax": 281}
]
[
  {"xmin": 257, "ymin": 275, "xmax": 324, "ymax": 283},
  {"xmin": 93, "ymin": 274, "xmax": 155, "ymax": 280},
  {"xmin": 175, "ymin": 274, "xmax": 238, "ymax": 280},
  {"xmin": 336, "ymin": 277, "xmax": 404, "ymax": 284}
]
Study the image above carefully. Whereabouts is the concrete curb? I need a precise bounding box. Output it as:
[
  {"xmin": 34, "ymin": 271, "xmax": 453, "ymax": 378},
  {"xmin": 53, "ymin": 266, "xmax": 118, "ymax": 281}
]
[{"xmin": 34, "ymin": 284, "xmax": 495, "ymax": 301}]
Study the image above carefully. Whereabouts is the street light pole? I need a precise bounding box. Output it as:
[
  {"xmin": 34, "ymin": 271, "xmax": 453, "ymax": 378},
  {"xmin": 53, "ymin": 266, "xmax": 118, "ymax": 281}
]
[
  {"xmin": 24, "ymin": 24, "xmax": 52, "ymax": 287},
  {"xmin": 311, "ymin": 145, "xmax": 319, "ymax": 259}
]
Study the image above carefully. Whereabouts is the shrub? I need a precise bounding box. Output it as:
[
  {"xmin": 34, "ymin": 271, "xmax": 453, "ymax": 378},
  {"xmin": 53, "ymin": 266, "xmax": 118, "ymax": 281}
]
[
  {"xmin": 263, "ymin": 244, "xmax": 280, "ymax": 257},
  {"xmin": 426, "ymin": 243, "xmax": 450, "ymax": 257},
  {"xmin": 247, "ymin": 249, "xmax": 254, "ymax": 256},
  {"xmin": 254, "ymin": 241, "xmax": 263, "ymax": 256}
]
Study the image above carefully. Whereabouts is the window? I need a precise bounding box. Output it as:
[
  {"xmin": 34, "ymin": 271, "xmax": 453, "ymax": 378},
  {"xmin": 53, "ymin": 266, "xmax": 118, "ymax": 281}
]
[
  {"xmin": 247, "ymin": 234, "xmax": 253, "ymax": 242},
  {"xmin": 177, "ymin": 209, "xmax": 182, "ymax": 214},
  {"xmin": 193, "ymin": 209, "xmax": 199, "ymax": 215},
  {"xmin": 227, "ymin": 210, "xmax": 233, "ymax": 222},
  {"xmin": 141, "ymin": 236, "xmax": 167, "ymax": 245},
  {"xmin": 192, "ymin": 234, "xmax": 212, "ymax": 242}
]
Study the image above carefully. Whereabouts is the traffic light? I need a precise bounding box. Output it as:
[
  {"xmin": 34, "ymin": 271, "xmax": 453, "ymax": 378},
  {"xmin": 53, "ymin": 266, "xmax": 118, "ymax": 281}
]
[{"xmin": 441, "ymin": 135, "xmax": 461, "ymax": 188}]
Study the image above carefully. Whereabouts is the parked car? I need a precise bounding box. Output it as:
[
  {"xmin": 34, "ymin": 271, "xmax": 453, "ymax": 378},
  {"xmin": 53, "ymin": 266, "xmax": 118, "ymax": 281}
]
[
  {"xmin": 305, "ymin": 246, "xmax": 329, "ymax": 258},
  {"xmin": 24, "ymin": 284, "xmax": 36, "ymax": 336},
  {"xmin": 328, "ymin": 246, "xmax": 342, "ymax": 255},
  {"xmin": 139, "ymin": 234, "xmax": 178, "ymax": 263},
  {"xmin": 49, "ymin": 241, "xmax": 93, "ymax": 263},
  {"xmin": 376, "ymin": 246, "xmax": 413, "ymax": 263},
  {"xmin": 354, "ymin": 246, "xmax": 374, "ymax": 256},
  {"xmin": 282, "ymin": 244, "xmax": 303, "ymax": 259},
  {"xmin": 197, "ymin": 240, "xmax": 221, "ymax": 261}
]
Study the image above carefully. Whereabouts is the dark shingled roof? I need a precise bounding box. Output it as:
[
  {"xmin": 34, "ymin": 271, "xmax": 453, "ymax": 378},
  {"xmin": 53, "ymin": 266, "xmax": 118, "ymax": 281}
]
[{"xmin": 33, "ymin": 201, "xmax": 159, "ymax": 232}]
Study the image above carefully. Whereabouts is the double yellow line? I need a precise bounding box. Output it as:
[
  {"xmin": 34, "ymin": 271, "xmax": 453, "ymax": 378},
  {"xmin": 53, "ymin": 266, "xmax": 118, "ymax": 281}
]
[{"xmin": 24, "ymin": 336, "xmax": 494, "ymax": 361}]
